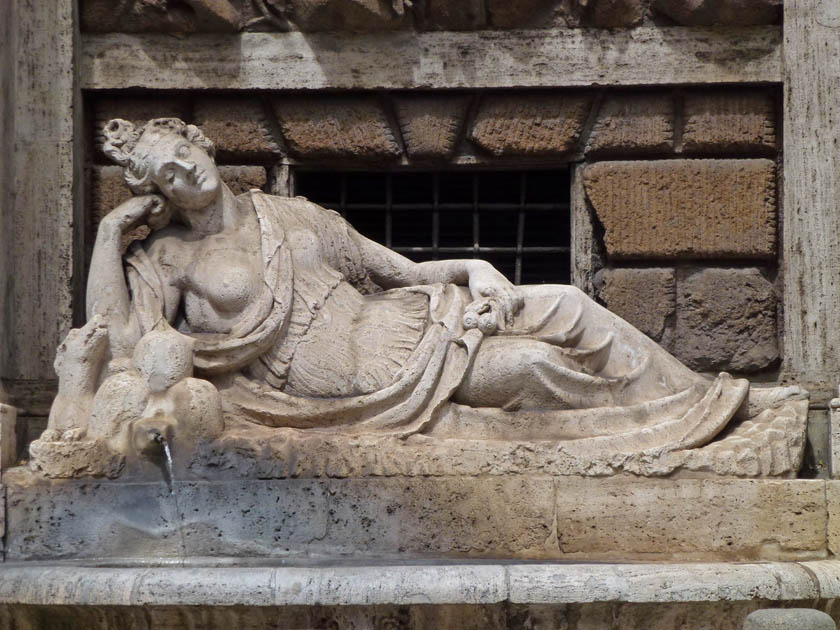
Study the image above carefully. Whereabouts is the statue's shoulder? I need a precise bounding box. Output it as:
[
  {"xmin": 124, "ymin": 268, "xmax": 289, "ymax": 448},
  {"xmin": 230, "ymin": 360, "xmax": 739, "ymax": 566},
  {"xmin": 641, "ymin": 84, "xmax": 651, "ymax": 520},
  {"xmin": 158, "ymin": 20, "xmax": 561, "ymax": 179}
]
[{"xmin": 245, "ymin": 190, "xmax": 343, "ymax": 223}]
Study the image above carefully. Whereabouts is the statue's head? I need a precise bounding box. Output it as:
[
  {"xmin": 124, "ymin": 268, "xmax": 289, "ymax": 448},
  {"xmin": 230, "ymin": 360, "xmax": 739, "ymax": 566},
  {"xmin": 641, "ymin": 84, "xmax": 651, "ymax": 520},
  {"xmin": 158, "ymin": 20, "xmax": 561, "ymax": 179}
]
[{"xmin": 102, "ymin": 117, "xmax": 221, "ymax": 210}]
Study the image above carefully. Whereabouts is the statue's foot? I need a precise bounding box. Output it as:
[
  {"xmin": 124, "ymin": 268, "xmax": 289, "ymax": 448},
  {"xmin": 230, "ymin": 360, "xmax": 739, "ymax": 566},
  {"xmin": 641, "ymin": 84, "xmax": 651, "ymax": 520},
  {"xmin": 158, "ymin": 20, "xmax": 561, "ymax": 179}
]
[{"xmin": 61, "ymin": 428, "xmax": 87, "ymax": 442}]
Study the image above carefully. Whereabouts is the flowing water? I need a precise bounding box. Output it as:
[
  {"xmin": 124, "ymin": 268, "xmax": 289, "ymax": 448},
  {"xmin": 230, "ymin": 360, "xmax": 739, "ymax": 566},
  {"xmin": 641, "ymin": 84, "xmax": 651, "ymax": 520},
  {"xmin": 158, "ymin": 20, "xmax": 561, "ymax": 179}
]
[{"xmin": 160, "ymin": 439, "xmax": 187, "ymax": 564}]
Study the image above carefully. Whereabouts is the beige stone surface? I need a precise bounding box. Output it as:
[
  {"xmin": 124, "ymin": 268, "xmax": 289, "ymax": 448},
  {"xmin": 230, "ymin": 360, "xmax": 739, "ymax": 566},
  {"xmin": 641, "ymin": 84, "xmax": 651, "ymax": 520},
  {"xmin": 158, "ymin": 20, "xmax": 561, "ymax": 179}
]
[
  {"xmin": 0, "ymin": 403, "xmax": 17, "ymax": 473},
  {"xmin": 193, "ymin": 97, "xmax": 280, "ymax": 161},
  {"xmin": 587, "ymin": 93, "xmax": 674, "ymax": 156},
  {"xmin": 91, "ymin": 165, "xmax": 148, "ymax": 249},
  {"xmin": 217, "ymin": 165, "xmax": 267, "ymax": 195},
  {"xmin": 273, "ymin": 96, "xmax": 401, "ymax": 161},
  {"xmin": 555, "ymin": 479, "xmax": 827, "ymax": 560},
  {"xmin": 597, "ymin": 268, "xmax": 675, "ymax": 341},
  {"xmin": 81, "ymin": 0, "xmax": 241, "ymax": 32},
  {"xmin": 673, "ymin": 267, "xmax": 778, "ymax": 372},
  {"xmin": 583, "ymin": 159, "xmax": 777, "ymax": 260},
  {"xmin": 653, "ymin": 0, "xmax": 781, "ymax": 25},
  {"xmin": 469, "ymin": 93, "xmax": 592, "ymax": 156},
  {"xmin": 827, "ymin": 481, "xmax": 840, "ymax": 556},
  {"xmin": 583, "ymin": 0, "xmax": 645, "ymax": 27},
  {"xmin": 82, "ymin": 28, "xmax": 784, "ymax": 91},
  {"xmin": 683, "ymin": 91, "xmax": 776, "ymax": 154},
  {"xmin": 393, "ymin": 94, "xmax": 471, "ymax": 160}
]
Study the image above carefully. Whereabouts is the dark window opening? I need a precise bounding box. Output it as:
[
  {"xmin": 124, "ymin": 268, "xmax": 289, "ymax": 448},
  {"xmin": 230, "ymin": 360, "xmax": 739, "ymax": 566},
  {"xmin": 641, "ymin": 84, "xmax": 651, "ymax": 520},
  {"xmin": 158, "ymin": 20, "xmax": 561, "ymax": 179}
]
[{"xmin": 294, "ymin": 170, "xmax": 571, "ymax": 285}]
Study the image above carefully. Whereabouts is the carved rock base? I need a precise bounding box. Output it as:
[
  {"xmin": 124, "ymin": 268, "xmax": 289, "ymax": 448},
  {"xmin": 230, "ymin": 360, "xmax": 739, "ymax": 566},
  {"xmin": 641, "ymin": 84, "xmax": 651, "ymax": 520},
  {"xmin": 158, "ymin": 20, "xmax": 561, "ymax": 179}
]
[{"xmin": 27, "ymin": 438, "xmax": 125, "ymax": 479}]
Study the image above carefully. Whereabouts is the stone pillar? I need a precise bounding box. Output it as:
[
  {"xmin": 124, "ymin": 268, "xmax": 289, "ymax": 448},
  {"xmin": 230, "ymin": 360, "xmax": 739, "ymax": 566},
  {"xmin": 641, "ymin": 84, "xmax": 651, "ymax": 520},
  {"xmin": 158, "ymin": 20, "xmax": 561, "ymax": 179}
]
[
  {"xmin": 782, "ymin": 0, "xmax": 840, "ymax": 392},
  {"xmin": 0, "ymin": 0, "xmax": 85, "ymax": 419}
]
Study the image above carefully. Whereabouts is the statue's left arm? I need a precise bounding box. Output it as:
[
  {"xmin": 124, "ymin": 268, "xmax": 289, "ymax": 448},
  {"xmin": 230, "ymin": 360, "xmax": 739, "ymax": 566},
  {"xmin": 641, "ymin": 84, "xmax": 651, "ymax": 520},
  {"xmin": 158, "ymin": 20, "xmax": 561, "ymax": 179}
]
[{"xmin": 347, "ymin": 227, "xmax": 523, "ymax": 325}]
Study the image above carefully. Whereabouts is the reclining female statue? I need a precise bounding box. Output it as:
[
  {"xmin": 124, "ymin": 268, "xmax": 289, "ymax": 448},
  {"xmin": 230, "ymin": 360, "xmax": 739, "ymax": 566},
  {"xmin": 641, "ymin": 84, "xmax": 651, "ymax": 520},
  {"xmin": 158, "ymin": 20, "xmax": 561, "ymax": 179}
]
[{"xmin": 35, "ymin": 117, "xmax": 804, "ymax": 469}]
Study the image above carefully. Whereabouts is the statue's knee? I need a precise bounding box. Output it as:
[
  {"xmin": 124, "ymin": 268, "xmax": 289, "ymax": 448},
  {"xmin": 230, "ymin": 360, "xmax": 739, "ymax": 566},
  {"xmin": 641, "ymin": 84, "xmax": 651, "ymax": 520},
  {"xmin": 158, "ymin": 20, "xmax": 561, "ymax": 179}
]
[{"xmin": 88, "ymin": 370, "xmax": 149, "ymax": 440}]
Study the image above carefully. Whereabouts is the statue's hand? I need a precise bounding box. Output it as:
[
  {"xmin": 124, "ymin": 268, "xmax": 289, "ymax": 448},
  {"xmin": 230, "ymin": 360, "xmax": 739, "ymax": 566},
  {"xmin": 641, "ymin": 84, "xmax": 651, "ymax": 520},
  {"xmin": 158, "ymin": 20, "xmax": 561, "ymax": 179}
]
[
  {"xmin": 467, "ymin": 261, "xmax": 523, "ymax": 329},
  {"xmin": 101, "ymin": 194, "xmax": 167, "ymax": 234}
]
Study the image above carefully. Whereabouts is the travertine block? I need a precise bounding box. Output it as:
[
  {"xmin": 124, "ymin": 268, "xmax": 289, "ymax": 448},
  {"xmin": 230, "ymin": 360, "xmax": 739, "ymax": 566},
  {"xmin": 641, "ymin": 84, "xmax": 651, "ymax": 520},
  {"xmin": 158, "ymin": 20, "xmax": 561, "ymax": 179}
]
[
  {"xmin": 94, "ymin": 96, "xmax": 190, "ymax": 161},
  {"xmin": 194, "ymin": 97, "xmax": 281, "ymax": 161},
  {"xmin": 324, "ymin": 477, "xmax": 556, "ymax": 557},
  {"xmin": 0, "ymin": 403, "xmax": 18, "ymax": 474},
  {"xmin": 393, "ymin": 94, "xmax": 471, "ymax": 160},
  {"xmin": 597, "ymin": 268, "xmax": 675, "ymax": 341},
  {"xmin": 488, "ymin": 0, "xmax": 557, "ymax": 28},
  {"xmin": 673, "ymin": 267, "xmax": 778, "ymax": 372},
  {"xmin": 683, "ymin": 91, "xmax": 776, "ymax": 154},
  {"xmin": 217, "ymin": 165, "xmax": 267, "ymax": 196},
  {"xmin": 653, "ymin": 0, "xmax": 781, "ymax": 25},
  {"xmin": 273, "ymin": 97, "xmax": 401, "ymax": 162},
  {"xmin": 469, "ymin": 93, "xmax": 592, "ymax": 156},
  {"xmin": 583, "ymin": 159, "xmax": 777, "ymax": 259},
  {"xmin": 587, "ymin": 93, "xmax": 674, "ymax": 156},
  {"xmin": 555, "ymin": 479, "xmax": 827, "ymax": 560},
  {"xmin": 426, "ymin": 0, "xmax": 486, "ymax": 29},
  {"xmin": 827, "ymin": 481, "xmax": 840, "ymax": 555}
]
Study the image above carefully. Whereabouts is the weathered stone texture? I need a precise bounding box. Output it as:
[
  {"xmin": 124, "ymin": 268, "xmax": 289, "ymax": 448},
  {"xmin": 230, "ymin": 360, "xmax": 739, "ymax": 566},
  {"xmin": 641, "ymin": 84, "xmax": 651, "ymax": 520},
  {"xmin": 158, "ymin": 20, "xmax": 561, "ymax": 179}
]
[
  {"xmin": 488, "ymin": 0, "xmax": 558, "ymax": 28},
  {"xmin": 469, "ymin": 93, "xmax": 592, "ymax": 156},
  {"xmin": 653, "ymin": 0, "xmax": 781, "ymax": 25},
  {"xmin": 743, "ymin": 609, "xmax": 836, "ymax": 630},
  {"xmin": 91, "ymin": 166, "xmax": 148, "ymax": 249},
  {"xmin": 673, "ymin": 268, "xmax": 778, "ymax": 373},
  {"xmin": 587, "ymin": 93, "xmax": 674, "ymax": 156},
  {"xmin": 426, "ymin": 0, "xmax": 486, "ymax": 30},
  {"xmin": 683, "ymin": 91, "xmax": 776, "ymax": 153},
  {"xmin": 555, "ymin": 479, "xmax": 826, "ymax": 559},
  {"xmin": 582, "ymin": 0, "xmax": 645, "ymax": 27},
  {"xmin": 583, "ymin": 159, "xmax": 777, "ymax": 260},
  {"xmin": 597, "ymin": 268, "xmax": 675, "ymax": 341},
  {"xmin": 81, "ymin": 0, "xmax": 242, "ymax": 33},
  {"xmin": 284, "ymin": 0, "xmax": 410, "ymax": 31},
  {"xmin": 217, "ymin": 165, "xmax": 267, "ymax": 196},
  {"xmin": 393, "ymin": 94, "xmax": 471, "ymax": 160},
  {"xmin": 193, "ymin": 97, "xmax": 280, "ymax": 161},
  {"xmin": 94, "ymin": 97, "xmax": 190, "ymax": 161},
  {"xmin": 273, "ymin": 97, "xmax": 401, "ymax": 162}
]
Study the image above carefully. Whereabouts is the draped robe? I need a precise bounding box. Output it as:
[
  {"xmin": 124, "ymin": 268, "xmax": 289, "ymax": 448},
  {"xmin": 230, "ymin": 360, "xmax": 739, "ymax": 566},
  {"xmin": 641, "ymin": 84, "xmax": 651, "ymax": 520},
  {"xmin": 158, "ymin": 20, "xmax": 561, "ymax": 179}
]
[{"xmin": 125, "ymin": 191, "xmax": 748, "ymax": 455}]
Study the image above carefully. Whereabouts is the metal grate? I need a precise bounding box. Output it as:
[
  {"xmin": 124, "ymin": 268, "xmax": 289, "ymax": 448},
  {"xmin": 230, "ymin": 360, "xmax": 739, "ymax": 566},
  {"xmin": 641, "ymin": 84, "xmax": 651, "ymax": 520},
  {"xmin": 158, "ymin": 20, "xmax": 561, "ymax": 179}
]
[{"xmin": 294, "ymin": 170, "xmax": 571, "ymax": 285}]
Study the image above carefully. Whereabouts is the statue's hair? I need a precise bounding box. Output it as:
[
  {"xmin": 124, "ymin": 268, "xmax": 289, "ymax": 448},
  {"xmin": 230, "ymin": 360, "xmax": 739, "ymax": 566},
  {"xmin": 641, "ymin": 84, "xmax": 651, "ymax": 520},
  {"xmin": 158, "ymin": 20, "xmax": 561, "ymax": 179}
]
[{"xmin": 101, "ymin": 117, "xmax": 215, "ymax": 195}]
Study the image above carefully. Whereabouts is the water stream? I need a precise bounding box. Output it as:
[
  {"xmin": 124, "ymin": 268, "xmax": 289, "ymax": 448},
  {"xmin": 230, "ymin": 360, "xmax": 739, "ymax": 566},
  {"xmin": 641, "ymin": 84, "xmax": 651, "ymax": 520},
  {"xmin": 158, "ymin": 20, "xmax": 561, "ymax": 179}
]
[{"xmin": 159, "ymin": 437, "xmax": 187, "ymax": 564}]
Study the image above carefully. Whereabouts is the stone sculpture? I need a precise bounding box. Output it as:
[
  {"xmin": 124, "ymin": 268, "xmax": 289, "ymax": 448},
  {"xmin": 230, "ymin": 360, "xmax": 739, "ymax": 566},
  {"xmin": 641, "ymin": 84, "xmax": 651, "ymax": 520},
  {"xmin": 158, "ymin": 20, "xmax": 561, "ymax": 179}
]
[{"xmin": 29, "ymin": 117, "xmax": 809, "ymax": 479}]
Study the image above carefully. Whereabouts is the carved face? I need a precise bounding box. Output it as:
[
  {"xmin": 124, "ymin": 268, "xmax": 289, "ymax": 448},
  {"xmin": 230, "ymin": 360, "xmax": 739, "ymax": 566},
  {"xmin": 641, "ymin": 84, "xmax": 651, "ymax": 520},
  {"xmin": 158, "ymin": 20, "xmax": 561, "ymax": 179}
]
[{"xmin": 143, "ymin": 132, "xmax": 221, "ymax": 210}]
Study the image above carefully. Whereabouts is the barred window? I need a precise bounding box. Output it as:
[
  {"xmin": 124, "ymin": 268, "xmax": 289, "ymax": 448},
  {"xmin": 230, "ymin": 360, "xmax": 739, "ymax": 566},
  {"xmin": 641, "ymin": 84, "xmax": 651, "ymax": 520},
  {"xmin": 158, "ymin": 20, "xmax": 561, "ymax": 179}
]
[{"xmin": 294, "ymin": 170, "xmax": 571, "ymax": 285}]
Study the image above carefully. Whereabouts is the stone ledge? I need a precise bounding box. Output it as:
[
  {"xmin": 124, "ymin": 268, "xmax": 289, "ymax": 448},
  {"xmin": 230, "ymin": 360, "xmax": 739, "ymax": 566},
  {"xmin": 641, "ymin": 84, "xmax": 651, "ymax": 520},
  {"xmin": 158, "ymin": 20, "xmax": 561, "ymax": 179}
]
[{"xmin": 0, "ymin": 561, "xmax": 839, "ymax": 607}]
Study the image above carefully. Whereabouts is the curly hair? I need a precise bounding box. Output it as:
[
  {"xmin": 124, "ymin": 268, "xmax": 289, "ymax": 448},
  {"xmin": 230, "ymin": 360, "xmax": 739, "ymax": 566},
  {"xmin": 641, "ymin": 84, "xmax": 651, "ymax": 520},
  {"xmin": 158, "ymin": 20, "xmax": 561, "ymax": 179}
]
[{"xmin": 102, "ymin": 117, "xmax": 216, "ymax": 195}]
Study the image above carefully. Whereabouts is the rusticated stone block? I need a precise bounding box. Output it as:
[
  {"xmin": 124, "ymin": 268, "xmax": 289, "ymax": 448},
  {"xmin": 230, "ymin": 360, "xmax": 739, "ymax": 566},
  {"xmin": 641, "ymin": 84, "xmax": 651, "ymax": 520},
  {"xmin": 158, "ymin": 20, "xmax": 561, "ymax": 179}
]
[
  {"xmin": 597, "ymin": 268, "xmax": 675, "ymax": 341},
  {"xmin": 94, "ymin": 96, "xmax": 190, "ymax": 162},
  {"xmin": 583, "ymin": 0, "xmax": 645, "ymax": 27},
  {"xmin": 673, "ymin": 267, "xmax": 778, "ymax": 372},
  {"xmin": 91, "ymin": 165, "xmax": 149, "ymax": 249},
  {"xmin": 469, "ymin": 93, "xmax": 592, "ymax": 157},
  {"xmin": 426, "ymin": 0, "xmax": 486, "ymax": 29},
  {"xmin": 217, "ymin": 165, "xmax": 267, "ymax": 195},
  {"xmin": 274, "ymin": 97, "xmax": 401, "ymax": 162},
  {"xmin": 683, "ymin": 91, "xmax": 776, "ymax": 154},
  {"xmin": 583, "ymin": 159, "xmax": 777, "ymax": 260},
  {"xmin": 653, "ymin": 0, "xmax": 781, "ymax": 25},
  {"xmin": 488, "ymin": 0, "xmax": 558, "ymax": 28},
  {"xmin": 587, "ymin": 93, "xmax": 674, "ymax": 157},
  {"xmin": 393, "ymin": 94, "xmax": 471, "ymax": 160},
  {"xmin": 194, "ymin": 97, "xmax": 281, "ymax": 161},
  {"xmin": 285, "ymin": 0, "xmax": 410, "ymax": 31}
]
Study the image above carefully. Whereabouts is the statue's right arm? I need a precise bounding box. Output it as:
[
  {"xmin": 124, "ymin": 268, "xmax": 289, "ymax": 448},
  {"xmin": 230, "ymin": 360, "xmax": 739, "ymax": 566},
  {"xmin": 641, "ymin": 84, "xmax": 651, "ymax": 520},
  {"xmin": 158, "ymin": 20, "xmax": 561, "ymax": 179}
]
[{"xmin": 87, "ymin": 195, "xmax": 171, "ymax": 358}]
